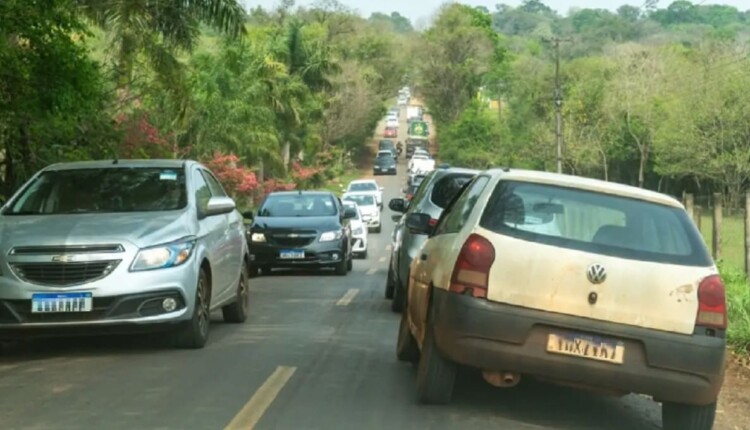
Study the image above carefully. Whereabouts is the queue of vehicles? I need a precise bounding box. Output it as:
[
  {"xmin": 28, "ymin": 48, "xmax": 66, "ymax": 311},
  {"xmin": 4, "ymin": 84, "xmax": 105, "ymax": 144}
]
[{"xmin": 0, "ymin": 90, "xmax": 726, "ymax": 429}]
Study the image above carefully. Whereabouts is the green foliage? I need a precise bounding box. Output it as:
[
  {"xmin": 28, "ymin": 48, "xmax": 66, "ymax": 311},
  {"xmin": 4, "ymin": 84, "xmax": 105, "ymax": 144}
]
[
  {"xmin": 439, "ymin": 102, "xmax": 505, "ymax": 169},
  {"xmin": 720, "ymin": 265, "xmax": 750, "ymax": 355}
]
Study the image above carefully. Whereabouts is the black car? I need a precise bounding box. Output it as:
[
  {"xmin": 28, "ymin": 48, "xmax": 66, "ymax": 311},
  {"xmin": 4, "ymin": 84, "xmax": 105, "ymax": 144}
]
[
  {"xmin": 246, "ymin": 191, "xmax": 357, "ymax": 276},
  {"xmin": 378, "ymin": 140, "xmax": 398, "ymax": 158},
  {"xmin": 373, "ymin": 153, "xmax": 397, "ymax": 175}
]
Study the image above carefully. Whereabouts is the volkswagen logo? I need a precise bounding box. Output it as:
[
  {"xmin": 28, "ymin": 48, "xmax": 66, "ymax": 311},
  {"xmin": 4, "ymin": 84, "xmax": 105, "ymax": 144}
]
[{"xmin": 586, "ymin": 264, "xmax": 607, "ymax": 284}]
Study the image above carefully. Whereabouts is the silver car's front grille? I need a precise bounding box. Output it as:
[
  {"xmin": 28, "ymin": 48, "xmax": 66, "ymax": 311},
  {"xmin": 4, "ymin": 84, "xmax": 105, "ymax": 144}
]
[
  {"xmin": 9, "ymin": 244, "xmax": 124, "ymax": 255},
  {"xmin": 11, "ymin": 260, "xmax": 121, "ymax": 286}
]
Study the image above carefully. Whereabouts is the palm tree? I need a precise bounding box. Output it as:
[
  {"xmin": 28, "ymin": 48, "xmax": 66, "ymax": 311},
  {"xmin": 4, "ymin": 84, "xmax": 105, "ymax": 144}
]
[{"xmin": 76, "ymin": 0, "xmax": 246, "ymax": 90}]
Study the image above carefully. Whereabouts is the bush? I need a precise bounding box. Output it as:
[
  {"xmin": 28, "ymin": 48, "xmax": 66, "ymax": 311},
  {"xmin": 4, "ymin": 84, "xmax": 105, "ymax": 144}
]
[{"xmin": 723, "ymin": 266, "xmax": 750, "ymax": 355}]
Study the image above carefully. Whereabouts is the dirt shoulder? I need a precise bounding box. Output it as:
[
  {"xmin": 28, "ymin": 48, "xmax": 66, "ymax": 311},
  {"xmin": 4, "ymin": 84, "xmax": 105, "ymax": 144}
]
[{"xmin": 716, "ymin": 355, "xmax": 750, "ymax": 430}]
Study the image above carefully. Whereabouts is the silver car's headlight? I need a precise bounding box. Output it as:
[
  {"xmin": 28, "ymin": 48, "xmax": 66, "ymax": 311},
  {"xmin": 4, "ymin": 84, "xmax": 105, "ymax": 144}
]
[
  {"xmin": 319, "ymin": 230, "xmax": 343, "ymax": 242},
  {"xmin": 131, "ymin": 239, "xmax": 196, "ymax": 271},
  {"xmin": 250, "ymin": 232, "xmax": 266, "ymax": 243}
]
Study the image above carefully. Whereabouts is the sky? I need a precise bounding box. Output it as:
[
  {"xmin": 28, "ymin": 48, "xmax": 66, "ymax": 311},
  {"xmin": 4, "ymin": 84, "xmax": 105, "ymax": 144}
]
[{"xmin": 241, "ymin": 0, "xmax": 749, "ymax": 22}]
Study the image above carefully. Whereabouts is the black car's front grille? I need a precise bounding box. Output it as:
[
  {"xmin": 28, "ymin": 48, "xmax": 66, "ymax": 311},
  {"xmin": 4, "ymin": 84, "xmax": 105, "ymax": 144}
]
[
  {"xmin": 11, "ymin": 260, "xmax": 120, "ymax": 286},
  {"xmin": 268, "ymin": 231, "xmax": 317, "ymax": 248}
]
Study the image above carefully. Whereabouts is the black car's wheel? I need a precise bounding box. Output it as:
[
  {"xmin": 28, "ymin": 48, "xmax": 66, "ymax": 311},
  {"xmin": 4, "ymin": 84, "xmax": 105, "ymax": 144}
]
[
  {"xmin": 174, "ymin": 269, "xmax": 211, "ymax": 349},
  {"xmin": 335, "ymin": 257, "xmax": 348, "ymax": 276},
  {"xmin": 222, "ymin": 264, "xmax": 249, "ymax": 323},
  {"xmin": 396, "ymin": 308, "xmax": 420, "ymax": 363},
  {"xmin": 416, "ymin": 309, "xmax": 457, "ymax": 404},
  {"xmin": 391, "ymin": 278, "xmax": 405, "ymax": 312},
  {"xmin": 347, "ymin": 255, "xmax": 353, "ymax": 271},
  {"xmin": 375, "ymin": 225, "xmax": 382, "ymax": 233},
  {"xmin": 662, "ymin": 402, "xmax": 717, "ymax": 430},
  {"xmin": 247, "ymin": 264, "xmax": 259, "ymax": 278},
  {"xmin": 385, "ymin": 265, "xmax": 396, "ymax": 299}
]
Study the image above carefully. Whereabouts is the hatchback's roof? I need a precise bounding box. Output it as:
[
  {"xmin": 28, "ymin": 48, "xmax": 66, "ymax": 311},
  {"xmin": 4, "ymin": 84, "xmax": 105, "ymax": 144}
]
[
  {"xmin": 45, "ymin": 159, "xmax": 189, "ymax": 171},
  {"xmin": 487, "ymin": 169, "xmax": 682, "ymax": 208}
]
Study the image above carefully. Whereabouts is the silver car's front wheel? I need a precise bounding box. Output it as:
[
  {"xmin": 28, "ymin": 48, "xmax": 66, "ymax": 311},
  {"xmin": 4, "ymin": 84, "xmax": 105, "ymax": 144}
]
[{"xmin": 174, "ymin": 269, "xmax": 211, "ymax": 349}]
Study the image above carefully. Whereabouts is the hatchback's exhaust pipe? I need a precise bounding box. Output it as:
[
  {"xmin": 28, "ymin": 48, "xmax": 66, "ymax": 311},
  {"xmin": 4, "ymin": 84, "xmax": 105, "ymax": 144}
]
[{"xmin": 482, "ymin": 370, "xmax": 521, "ymax": 388}]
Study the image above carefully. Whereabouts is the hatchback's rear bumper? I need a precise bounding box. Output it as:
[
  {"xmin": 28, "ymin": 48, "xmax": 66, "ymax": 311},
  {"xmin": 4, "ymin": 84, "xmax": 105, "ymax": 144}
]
[{"xmin": 431, "ymin": 289, "xmax": 725, "ymax": 406}]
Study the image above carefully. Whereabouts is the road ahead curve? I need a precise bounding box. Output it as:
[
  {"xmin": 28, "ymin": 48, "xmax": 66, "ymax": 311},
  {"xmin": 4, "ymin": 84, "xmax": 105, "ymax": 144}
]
[{"xmin": 0, "ymin": 117, "xmax": 679, "ymax": 430}]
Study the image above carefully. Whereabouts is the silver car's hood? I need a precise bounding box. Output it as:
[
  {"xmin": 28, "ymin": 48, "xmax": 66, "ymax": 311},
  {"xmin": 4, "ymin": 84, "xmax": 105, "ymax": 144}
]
[{"xmin": 0, "ymin": 211, "xmax": 195, "ymax": 251}]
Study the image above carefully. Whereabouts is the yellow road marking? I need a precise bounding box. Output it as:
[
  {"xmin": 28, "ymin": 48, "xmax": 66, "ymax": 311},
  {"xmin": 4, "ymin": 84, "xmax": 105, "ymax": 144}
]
[
  {"xmin": 224, "ymin": 366, "xmax": 296, "ymax": 430},
  {"xmin": 336, "ymin": 288, "xmax": 359, "ymax": 306}
]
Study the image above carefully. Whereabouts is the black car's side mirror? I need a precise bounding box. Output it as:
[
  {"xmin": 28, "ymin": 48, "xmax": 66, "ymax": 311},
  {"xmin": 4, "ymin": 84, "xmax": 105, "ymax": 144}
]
[
  {"xmin": 389, "ymin": 198, "xmax": 406, "ymax": 213},
  {"xmin": 343, "ymin": 207, "xmax": 357, "ymax": 219},
  {"xmin": 405, "ymin": 213, "xmax": 432, "ymax": 235},
  {"xmin": 242, "ymin": 210, "xmax": 254, "ymax": 220}
]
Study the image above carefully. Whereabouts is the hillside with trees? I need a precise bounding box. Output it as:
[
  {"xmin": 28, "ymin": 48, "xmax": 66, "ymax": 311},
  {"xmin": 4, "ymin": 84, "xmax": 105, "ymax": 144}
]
[
  {"xmin": 413, "ymin": 0, "xmax": 750, "ymax": 207},
  {"xmin": 0, "ymin": 0, "xmax": 413, "ymax": 206}
]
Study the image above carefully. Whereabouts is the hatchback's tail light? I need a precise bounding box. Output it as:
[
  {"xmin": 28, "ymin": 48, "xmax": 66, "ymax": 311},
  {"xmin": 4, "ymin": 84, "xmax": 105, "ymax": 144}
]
[
  {"xmin": 449, "ymin": 234, "xmax": 495, "ymax": 298},
  {"xmin": 696, "ymin": 275, "xmax": 727, "ymax": 329},
  {"xmin": 428, "ymin": 217, "xmax": 438, "ymax": 227}
]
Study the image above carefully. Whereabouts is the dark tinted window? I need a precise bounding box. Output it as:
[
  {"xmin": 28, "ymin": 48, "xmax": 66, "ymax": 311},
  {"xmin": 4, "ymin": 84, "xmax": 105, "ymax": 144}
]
[
  {"xmin": 480, "ymin": 181, "xmax": 711, "ymax": 266},
  {"xmin": 6, "ymin": 167, "xmax": 187, "ymax": 215},
  {"xmin": 258, "ymin": 194, "xmax": 337, "ymax": 217},
  {"xmin": 430, "ymin": 173, "xmax": 475, "ymax": 209},
  {"xmin": 435, "ymin": 176, "xmax": 490, "ymax": 235},
  {"xmin": 193, "ymin": 169, "xmax": 211, "ymax": 213}
]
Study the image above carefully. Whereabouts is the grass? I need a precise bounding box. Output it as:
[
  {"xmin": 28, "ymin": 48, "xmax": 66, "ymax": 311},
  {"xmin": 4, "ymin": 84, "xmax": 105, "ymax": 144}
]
[
  {"xmin": 697, "ymin": 214, "xmax": 745, "ymax": 271},
  {"xmin": 721, "ymin": 266, "xmax": 750, "ymax": 355}
]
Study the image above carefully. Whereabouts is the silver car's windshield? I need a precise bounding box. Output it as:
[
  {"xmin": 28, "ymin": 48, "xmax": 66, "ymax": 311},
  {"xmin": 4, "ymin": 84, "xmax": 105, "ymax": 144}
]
[
  {"xmin": 349, "ymin": 183, "xmax": 377, "ymax": 192},
  {"xmin": 4, "ymin": 167, "xmax": 187, "ymax": 215}
]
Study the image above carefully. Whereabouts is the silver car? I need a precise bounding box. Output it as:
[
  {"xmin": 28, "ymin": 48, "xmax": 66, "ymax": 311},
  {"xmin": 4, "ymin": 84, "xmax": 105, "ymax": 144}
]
[{"xmin": 0, "ymin": 159, "xmax": 249, "ymax": 349}]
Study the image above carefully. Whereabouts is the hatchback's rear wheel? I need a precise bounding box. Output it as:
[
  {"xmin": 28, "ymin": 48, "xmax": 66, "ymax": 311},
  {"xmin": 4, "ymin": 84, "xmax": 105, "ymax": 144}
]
[
  {"xmin": 222, "ymin": 264, "xmax": 249, "ymax": 323},
  {"xmin": 396, "ymin": 308, "xmax": 419, "ymax": 363},
  {"xmin": 662, "ymin": 401, "xmax": 717, "ymax": 430},
  {"xmin": 174, "ymin": 269, "xmax": 210, "ymax": 349},
  {"xmin": 391, "ymin": 280, "xmax": 405, "ymax": 312},
  {"xmin": 416, "ymin": 310, "xmax": 457, "ymax": 404},
  {"xmin": 385, "ymin": 265, "xmax": 395, "ymax": 299}
]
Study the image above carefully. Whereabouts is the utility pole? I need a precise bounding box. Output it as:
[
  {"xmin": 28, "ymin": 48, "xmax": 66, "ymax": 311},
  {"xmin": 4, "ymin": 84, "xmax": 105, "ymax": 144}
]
[{"xmin": 544, "ymin": 37, "xmax": 571, "ymax": 174}]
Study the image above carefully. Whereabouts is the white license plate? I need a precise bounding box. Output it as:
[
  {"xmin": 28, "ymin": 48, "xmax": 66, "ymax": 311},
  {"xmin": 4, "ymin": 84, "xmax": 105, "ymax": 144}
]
[
  {"xmin": 31, "ymin": 292, "xmax": 93, "ymax": 313},
  {"xmin": 280, "ymin": 249, "xmax": 305, "ymax": 259},
  {"xmin": 546, "ymin": 333, "xmax": 624, "ymax": 364}
]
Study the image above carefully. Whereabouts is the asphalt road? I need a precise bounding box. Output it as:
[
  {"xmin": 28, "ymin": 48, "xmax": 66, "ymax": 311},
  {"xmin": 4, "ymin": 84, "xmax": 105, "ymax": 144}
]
[{"xmin": 0, "ymin": 116, "xmax": 674, "ymax": 430}]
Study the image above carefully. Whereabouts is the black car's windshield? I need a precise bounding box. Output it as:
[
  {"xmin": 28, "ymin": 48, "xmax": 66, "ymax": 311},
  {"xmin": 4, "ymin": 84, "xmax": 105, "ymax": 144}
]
[
  {"xmin": 344, "ymin": 194, "xmax": 375, "ymax": 207},
  {"xmin": 349, "ymin": 182, "xmax": 378, "ymax": 192},
  {"xmin": 258, "ymin": 194, "xmax": 337, "ymax": 217},
  {"xmin": 4, "ymin": 167, "xmax": 187, "ymax": 215}
]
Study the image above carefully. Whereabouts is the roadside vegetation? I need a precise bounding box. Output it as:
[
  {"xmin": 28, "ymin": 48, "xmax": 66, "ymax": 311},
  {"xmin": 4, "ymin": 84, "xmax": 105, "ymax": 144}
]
[
  {"xmin": 411, "ymin": 0, "xmax": 750, "ymax": 355},
  {"xmin": 0, "ymin": 0, "xmax": 413, "ymax": 207}
]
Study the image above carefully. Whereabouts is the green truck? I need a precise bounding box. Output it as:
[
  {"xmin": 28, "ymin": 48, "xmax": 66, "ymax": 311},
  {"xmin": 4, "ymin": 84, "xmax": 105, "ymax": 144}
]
[{"xmin": 407, "ymin": 120, "xmax": 429, "ymax": 139}]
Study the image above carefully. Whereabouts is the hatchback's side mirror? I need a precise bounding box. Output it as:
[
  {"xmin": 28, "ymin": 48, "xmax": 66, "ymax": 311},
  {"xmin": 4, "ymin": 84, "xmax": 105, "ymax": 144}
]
[
  {"xmin": 389, "ymin": 198, "xmax": 406, "ymax": 213},
  {"xmin": 405, "ymin": 212, "xmax": 432, "ymax": 235}
]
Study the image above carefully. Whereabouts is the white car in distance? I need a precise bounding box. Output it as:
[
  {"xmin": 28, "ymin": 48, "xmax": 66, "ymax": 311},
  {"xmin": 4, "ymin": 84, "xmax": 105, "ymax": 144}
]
[
  {"xmin": 343, "ymin": 193, "xmax": 381, "ymax": 233},
  {"xmin": 345, "ymin": 179, "xmax": 383, "ymax": 209},
  {"xmin": 343, "ymin": 200, "xmax": 368, "ymax": 258}
]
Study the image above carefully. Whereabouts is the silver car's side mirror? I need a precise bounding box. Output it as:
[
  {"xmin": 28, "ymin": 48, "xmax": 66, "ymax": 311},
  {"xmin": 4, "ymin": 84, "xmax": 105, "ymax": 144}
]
[{"xmin": 204, "ymin": 196, "xmax": 236, "ymax": 217}]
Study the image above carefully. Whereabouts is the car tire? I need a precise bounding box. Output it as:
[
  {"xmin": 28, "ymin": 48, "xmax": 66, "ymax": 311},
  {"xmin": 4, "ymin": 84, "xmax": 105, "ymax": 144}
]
[
  {"xmin": 385, "ymin": 266, "xmax": 396, "ymax": 299},
  {"xmin": 662, "ymin": 401, "xmax": 717, "ymax": 430},
  {"xmin": 375, "ymin": 225, "xmax": 382, "ymax": 233},
  {"xmin": 391, "ymin": 279, "xmax": 405, "ymax": 312},
  {"xmin": 347, "ymin": 255, "xmax": 353, "ymax": 271},
  {"xmin": 396, "ymin": 308, "xmax": 420, "ymax": 363},
  {"xmin": 222, "ymin": 264, "xmax": 249, "ymax": 323},
  {"xmin": 416, "ymin": 309, "xmax": 457, "ymax": 404},
  {"xmin": 174, "ymin": 269, "xmax": 211, "ymax": 349},
  {"xmin": 335, "ymin": 257, "xmax": 347, "ymax": 276},
  {"xmin": 361, "ymin": 249, "xmax": 368, "ymax": 259},
  {"xmin": 247, "ymin": 264, "xmax": 259, "ymax": 278}
]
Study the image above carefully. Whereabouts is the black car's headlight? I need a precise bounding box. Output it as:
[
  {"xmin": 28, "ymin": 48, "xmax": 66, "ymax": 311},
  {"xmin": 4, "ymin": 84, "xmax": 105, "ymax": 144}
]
[
  {"xmin": 319, "ymin": 230, "xmax": 343, "ymax": 242},
  {"xmin": 250, "ymin": 232, "xmax": 267, "ymax": 243}
]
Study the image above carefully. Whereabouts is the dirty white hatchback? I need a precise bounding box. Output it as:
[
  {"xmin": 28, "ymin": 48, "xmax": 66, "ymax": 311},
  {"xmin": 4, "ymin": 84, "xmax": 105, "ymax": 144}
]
[{"xmin": 398, "ymin": 169, "xmax": 725, "ymax": 430}]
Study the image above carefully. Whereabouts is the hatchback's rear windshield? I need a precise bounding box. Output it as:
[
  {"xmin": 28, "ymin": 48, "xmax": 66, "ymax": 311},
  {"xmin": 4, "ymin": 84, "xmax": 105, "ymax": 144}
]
[
  {"xmin": 349, "ymin": 182, "xmax": 377, "ymax": 192},
  {"xmin": 479, "ymin": 181, "xmax": 711, "ymax": 266},
  {"xmin": 430, "ymin": 174, "xmax": 475, "ymax": 209},
  {"xmin": 4, "ymin": 167, "xmax": 187, "ymax": 215}
]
